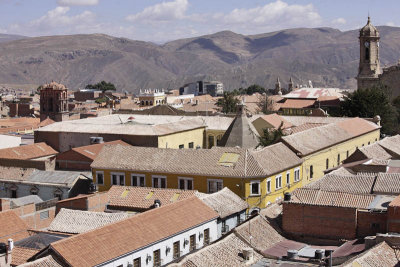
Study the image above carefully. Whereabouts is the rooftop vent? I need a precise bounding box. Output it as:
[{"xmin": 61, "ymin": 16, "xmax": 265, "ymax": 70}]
[
  {"xmin": 90, "ymin": 137, "xmax": 104, "ymax": 144},
  {"xmin": 287, "ymin": 249, "xmax": 298, "ymax": 259},
  {"xmin": 242, "ymin": 248, "xmax": 253, "ymax": 261}
]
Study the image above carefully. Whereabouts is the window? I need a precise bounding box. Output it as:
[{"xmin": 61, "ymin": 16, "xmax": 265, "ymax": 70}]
[
  {"xmin": 96, "ymin": 171, "xmax": 104, "ymax": 185},
  {"xmin": 266, "ymin": 179, "xmax": 271, "ymax": 193},
  {"xmin": 11, "ymin": 190, "xmax": 17, "ymax": 198},
  {"xmin": 40, "ymin": 210, "xmax": 49, "ymax": 220},
  {"xmin": 326, "ymin": 158, "xmax": 329, "ymax": 170},
  {"xmin": 204, "ymin": 228, "xmax": 210, "ymax": 245},
  {"xmin": 152, "ymin": 176, "xmax": 167, "ymax": 188},
  {"xmin": 250, "ymin": 181, "xmax": 260, "ymax": 196},
  {"xmin": 54, "ymin": 191, "xmax": 63, "ymax": 201},
  {"xmin": 237, "ymin": 214, "xmax": 241, "ymax": 225},
  {"xmin": 133, "ymin": 258, "xmax": 141, "ymax": 267},
  {"xmin": 294, "ymin": 168, "xmax": 300, "ymax": 182},
  {"xmin": 131, "ymin": 174, "xmax": 145, "ymax": 187},
  {"xmin": 178, "ymin": 177, "xmax": 193, "ymax": 190},
  {"xmin": 337, "ymin": 154, "xmax": 341, "ymax": 166},
  {"xmin": 188, "ymin": 142, "xmax": 194, "ymax": 149},
  {"xmin": 310, "ymin": 165, "xmax": 314, "ymax": 179},
  {"xmin": 347, "ymin": 150, "xmax": 349, "ymax": 158},
  {"xmin": 286, "ymin": 172, "xmax": 290, "ymax": 185},
  {"xmin": 179, "ymin": 144, "xmax": 184, "ymax": 149},
  {"xmin": 275, "ymin": 175, "xmax": 282, "ymax": 189},
  {"xmin": 208, "ymin": 179, "xmax": 223, "ymax": 193},
  {"xmin": 30, "ymin": 187, "xmax": 38, "ymax": 195},
  {"xmin": 153, "ymin": 249, "xmax": 161, "ymax": 267},
  {"xmin": 368, "ymin": 141, "xmax": 370, "ymax": 145},
  {"xmin": 190, "ymin": 234, "xmax": 196, "ymax": 251},
  {"xmin": 111, "ymin": 173, "xmax": 125, "ymax": 186},
  {"xmin": 208, "ymin": 135, "xmax": 214, "ymax": 148},
  {"xmin": 173, "ymin": 241, "xmax": 180, "ymax": 259}
]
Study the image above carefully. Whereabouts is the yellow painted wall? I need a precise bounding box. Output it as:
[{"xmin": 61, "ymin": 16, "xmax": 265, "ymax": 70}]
[
  {"xmin": 92, "ymin": 164, "xmax": 301, "ymax": 210},
  {"xmin": 205, "ymin": 129, "xmax": 225, "ymax": 148},
  {"xmin": 300, "ymin": 129, "xmax": 380, "ymax": 186},
  {"xmin": 158, "ymin": 127, "xmax": 205, "ymax": 149},
  {"xmin": 252, "ymin": 117, "xmax": 274, "ymax": 136}
]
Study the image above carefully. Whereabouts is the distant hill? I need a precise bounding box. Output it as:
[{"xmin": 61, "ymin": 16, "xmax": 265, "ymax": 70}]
[
  {"xmin": 0, "ymin": 34, "xmax": 27, "ymax": 43},
  {"xmin": 0, "ymin": 27, "xmax": 400, "ymax": 92}
]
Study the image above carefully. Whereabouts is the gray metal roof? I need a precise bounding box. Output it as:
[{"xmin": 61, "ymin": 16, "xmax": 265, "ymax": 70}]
[
  {"xmin": 27, "ymin": 170, "xmax": 92, "ymax": 187},
  {"xmin": 6, "ymin": 195, "xmax": 43, "ymax": 207}
]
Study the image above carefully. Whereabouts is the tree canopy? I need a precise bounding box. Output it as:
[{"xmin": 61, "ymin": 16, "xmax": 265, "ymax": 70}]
[
  {"xmin": 216, "ymin": 91, "xmax": 240, "ymax": 114},
  {"xmin": 86, "ymin": 81, "xmax": 117, "ymax": 93},
  {"xmin": 258, "ymin": 122, "xmax": 284, "ymax": 147},
  {"xmin": 232, "ymin": 84, "xmax": 267, "ymax": 95},
  {"xmin": 340, "ymin": 84, "xmax": 399, "ymax": 136}
]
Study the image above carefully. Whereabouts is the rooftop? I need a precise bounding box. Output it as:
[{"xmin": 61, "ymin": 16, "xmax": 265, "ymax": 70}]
[
  {"xmin": 279, "ymin": 99, "xmax": 316, "ymax": 109},
  {"xmin": 254, "ymin": 113, "xmax": 292, "ymax": 130},
  {"xmin": 283, "ymin": 87, "xmax": 345, "ymax": 99},
  {"xmin": 18, "ymin": 255, "xmax": 63, "ymax": 267},
  {"xmin": 47, "ymin": 208, "xmax": 129, "ymax": 234},
  {"xmin": 198, "ymin": 187, "xmax": 248, "ymax": 219},
  {"xmin": 343, "ymin": 242, "xmax": 397, "ymax": 267},
  {"xmin": 107, "ymin": 185, "xmax": 197, "ymax": 210},
  {"xmin": 24, "ymin": 170, "xmax": 91, "ymax": 187},
  {"xmin": 0, "ymin": 210, "xmax": 30, "ymax": 243},
  {"xmin": 91, "ymin": 143, "xmax": 301, "ymax": 178},
  {"xmin": 49, "ymin": 197, "xmax": 218, "ymax": 267},
  {"xmin": 0, "ymin": 142, "xmax": 58, "ymax": 160},
  {"xmin": 14, "ymin": 232, "xmax": 70, "ymax": 250}
]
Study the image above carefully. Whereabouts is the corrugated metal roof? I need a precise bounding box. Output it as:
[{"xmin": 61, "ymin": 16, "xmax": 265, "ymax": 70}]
[{"xmin": 27, "ymin": 170, "xmax": 91, "ymax": 187}]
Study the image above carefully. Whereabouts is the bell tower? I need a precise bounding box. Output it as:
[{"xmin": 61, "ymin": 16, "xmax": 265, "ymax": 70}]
[{"xmin": 357, "ymin": 16, "xmax": 381, "ymax": 90}]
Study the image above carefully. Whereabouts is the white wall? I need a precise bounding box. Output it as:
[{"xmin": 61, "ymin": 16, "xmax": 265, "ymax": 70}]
[
  {"xmin": 0, "ymin": 182, "xmax": 69, "ymax": 201},
  {"xmin": 0, "ymin": 135, "xmax": 21, "ymax": 149},
  {"xmin": 98, "ymin": 219, "xmax": 218, "ymax": 267}
]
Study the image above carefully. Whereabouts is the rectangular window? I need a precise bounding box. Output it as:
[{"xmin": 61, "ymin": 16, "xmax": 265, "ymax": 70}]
[
  {"xmin": 310, "ymin": 165, "xmax": 314, "ymax": 179},
  {"xmin": 179, "ymin": 144, "xmax": 184, "ymax": 149},
  {"xmin": 131, "ymin": 174, "xmax": 145, "ymax": 187},
  {"xmin": 133, "ymin": 257, "xmax": 141, "ymax": 267},
  {"xmin": 208, "ymin": 179, "xmax": 223, "ymax": 193},
  {"xmin": 40, "ymin": 210, "xmax": 49, "ymax": 220},
  {"xmin": 152, "ymin": 176, "xmax": 167, "ymax": 188},
  {"xmin": 286, "ymin": 172, "xmax": 290, "ymax": 185},
  {"xmin": 11, "ymin": 190, "xmax": 17, "ymax": 198},
  {"xmin": 190, "ymin": 234, "xmax": 196, "ymax": 251},
  {"xmin": 326, "ymin": 159, "xmax": 329, "ymax": 170},
  {"xmin": 204, "ymin": 228, "xmax": 210, "ymax": 245},
  {"xmin": 111, "ymin": 173, "xmax": 125, "ymax": 186},
  {"xmin": 153, "ymin": 249, "xmax": 161, "ymax": 267},
  {"xmin": 275, "ymin": 175, "xmax": 282, "ymax": 190},
  {"xmin": 294, "ymin": 168, "xmax": 300, "ymax": 182},
  {"xmin": 250, "ymin": 180, "xmax": 260, "ymax": 196},
  {"xmin": 347, "ymin": 150, "xmax": 349, "ymax": 158},
  {"xmin": 173, "ymin": 241, "xmax": 180, "ymax": 259},
  {"xmin": 337, "ymin": 154, "xmax": 341, "ymax": 165},
  {"xmin": 178, "ymin": 177, "xmax": 193, "ymax": 190},
  {"xmin": 96, "ymin": 171, "xmax": 104, "ymax": 185},
  {"xmin": 208, "ymin": 135, "xmax": 214, "ymax": 148},
  {"xmin": 266, "ymin": 179, "xmax": 271, "ymax": 193},
  {"xmin": 188, "ymin": 142, "xmax": 194, "ymax": 149}
]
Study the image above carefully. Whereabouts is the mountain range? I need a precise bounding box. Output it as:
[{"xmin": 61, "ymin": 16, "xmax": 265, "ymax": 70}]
[{"xmin": 1, "ymin": 26, "xmax": 400, "ymax": 93}]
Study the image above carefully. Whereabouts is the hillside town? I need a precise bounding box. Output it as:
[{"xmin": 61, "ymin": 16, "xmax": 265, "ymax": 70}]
[{"xmin": 1, "ymin": 16, "xmax": 400, "ymax": 267}]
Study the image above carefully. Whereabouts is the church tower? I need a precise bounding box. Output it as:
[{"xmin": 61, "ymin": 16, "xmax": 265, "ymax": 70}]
[
  {"xmin": 357, "ymin": 16, "xmax": 381, "ymax": 90},
  {"xmin": 275, "ymin": 77, "xmax": 282, "ymax": 95},
  {"xmin": 40, "ymin": 82, "xmax": 69, "ymax": 122}
]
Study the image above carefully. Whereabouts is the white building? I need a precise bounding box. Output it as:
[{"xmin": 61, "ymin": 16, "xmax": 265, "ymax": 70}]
[
  {"xmin": 34, "ymin": 197, "xmax": 218, "ymax": 267},
  {"xmin": 0, "ymin": 134, "xmax": 21, "ymax": 149}
]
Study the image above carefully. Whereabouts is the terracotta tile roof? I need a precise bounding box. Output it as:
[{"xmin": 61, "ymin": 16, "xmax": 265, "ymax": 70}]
[
  {"xmin": 92, "ymin": 143, "xmax": 301, "ymax": 179},
  {"xmin": 291, "ymin": 188, "xmax": 375, "ymax": 209},
  {"xmin": 38, "ymin": 117, "xmax": 55, "ymax": 128},
  {"xmin": 280, "ymin": 116, "xmax": 349, "ymax": 126},
  {"xmin": 389, "ymin": 194, "xmax": 400, "ymax": 207},
  {"xmin": 283, "ymin": 88, "xmax": 345, "ymax": 99},
  {"xmin": 256, "ymin": 114, "xmax": 292, "ymax": 130},
  {"xmin": 11, "ymin": 247, "xmax": 40, "ymax": 266},
  {"xmin": 18, "ymin": 255, "xmax": 63, "ymax": 267},
  {"xmin": 107, "ymin": 185, "xmax": 197, "ymax": 210},
  {"xmin": 250, "ymin": 143, "xmax": 303, "ymax": 176},
  {"xmin": 0, "ymin": 142, "xmax": 58, "ymax": 160},
  {"xmin": 47, "ymin": 208, "xmax": 129, "ymax": 234},
  {"xmin": 280, "ymin": 99, "xmax": 316, "ymax": 109},
  {"xmin": 373, "ymin": 173, "xmax": 400, "ymax": 195},
  {"xmin": 0, "ymin": 210, "xmax": 30, "ymax": 243},
  {"xmin": 0, "ymin": 166, "xmax": 35, "ymax": 181},
  {"xmin": 50, "ymin": 197, "xmax": 218, "ymax": 267},
  {"xmin": 198, "ymin": 187, "xmax": 248, "ymax": 219},
  {"xmin": 360, "ymin": 143, "xmax": 392, "ymax": 160},
  {"xmin": 235, "ymin": 215, "xmax": 285, "ymax": 251},
  {"xmin": 58, "ymin": 140, "xmax": 130, "ymax": 161},
  {"xmin": 286, "ymin": 123, "xmax": 325, "ymax": 134},
  {"xmin": 378, "ymin": 135, "xmax": 400, "ymax": 157},
  {"xmin": 342, "ymin": 241, "xmax": 398, "ymax": 267},
  {"xmin": 282, "ymin": 118, "xmax": 380, "ymax": 156},
  {"xmin": 175, "ymin": 233, "xmax": 263, "ymax": 267},
  {"xmin": 304, "ymin": 174, "xmax": 376, "ymax": 194}
]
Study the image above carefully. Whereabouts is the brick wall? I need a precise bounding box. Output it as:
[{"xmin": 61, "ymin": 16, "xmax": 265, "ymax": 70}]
[
  {"xmin": 357, "ymin": 210, "xmax": 387, "ymax": 237},
  {"xmin": 8, "ymin": 203, "xmax": 56, "ymax": 230},
  {"xmin": 387, "ymin": 204, "xmax": 400, "ymax": 232},
  {"xmin": 282, "ymin": 202, "xmax": 357, "ymax": 240},
  {"xmin": 55, "ymin": 192, "xmax": 108, "ymax": 214}
]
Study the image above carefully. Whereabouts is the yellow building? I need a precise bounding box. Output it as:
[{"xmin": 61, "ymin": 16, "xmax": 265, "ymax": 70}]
[
  {"xmin": 281, "ymin": 117, "xmax": 381, "ymax": 186},
  {"xmin": 91, "ymin": 143, "xmax": 302, "ymax": 212},
  {"xmin": 138, "ymin": 89, "xmax": 166, "ymax": 107}
]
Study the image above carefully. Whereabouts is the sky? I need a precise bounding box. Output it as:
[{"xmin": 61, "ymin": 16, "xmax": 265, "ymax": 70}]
[{"xmin": 0, "ymin": 0, "xmax": 399, "ymax": 43}]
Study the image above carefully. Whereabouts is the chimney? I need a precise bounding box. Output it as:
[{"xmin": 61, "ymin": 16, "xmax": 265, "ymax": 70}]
[
  {"xmin": 242, "ymin": 248, "xmax": 254, "ymax": 262},
  {"xmin": 154, "ymin": 199, "xmax": 161, "ymax": 208}
]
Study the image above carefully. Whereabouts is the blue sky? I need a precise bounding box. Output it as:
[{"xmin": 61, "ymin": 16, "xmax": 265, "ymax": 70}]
[{"xmin": 0, "ymin": 0, "xmax": 399, "ymax": 43}]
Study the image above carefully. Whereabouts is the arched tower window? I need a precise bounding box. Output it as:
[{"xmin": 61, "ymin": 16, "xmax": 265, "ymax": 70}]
[{"xmin": 365, "ymin": 46, "xmax": 370, "ymax": 61}]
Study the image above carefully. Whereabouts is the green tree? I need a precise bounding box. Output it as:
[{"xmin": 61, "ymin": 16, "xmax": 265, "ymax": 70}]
[
  {"xmin": 258, "ymin": 122, "xmax": 284, "ymax": 147},
  {"xmin": 86, "ymin": 81, "xmax": 117, "ymax": 93},
  {"xmin": 244, "ymin": 84, "xmax": 266, "ymax": 95},
  {"xmin": 216, "ymin": 91, "xmax": 240, "ymax": 114},
  {"xmin": 340, "ymin": 84, "xmax": 399, "ymax": 136}
]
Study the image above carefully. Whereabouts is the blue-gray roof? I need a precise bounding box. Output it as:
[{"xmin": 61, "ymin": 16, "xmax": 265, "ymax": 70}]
[{"xmin": 27, "ymin": 170, "xmax": 92, "ymax": 187}]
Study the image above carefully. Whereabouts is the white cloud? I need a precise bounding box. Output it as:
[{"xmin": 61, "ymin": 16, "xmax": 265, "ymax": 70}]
[
  {"xmin": 386, "ymin": 22, "xmax": 395, "ymax": 26},
  {"xmin": 126, "ymin": 0, "xmax": 188, "ymax": 23},
  {"xmin": 332, "ymin": 17, "xmax": 346, "ymax": 25},
  {"xmin": 57, "ymin": 0, "xmax": 99, "ymax": 6},
  {"xmin": 214, "ymin": 0, "xmax": 322, "ymax": 29}
]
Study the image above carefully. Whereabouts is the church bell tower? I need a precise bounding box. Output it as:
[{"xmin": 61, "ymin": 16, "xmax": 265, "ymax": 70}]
[{"xmin": 357, "ymin": 16, "xmax": 381, "ymax": 90}]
